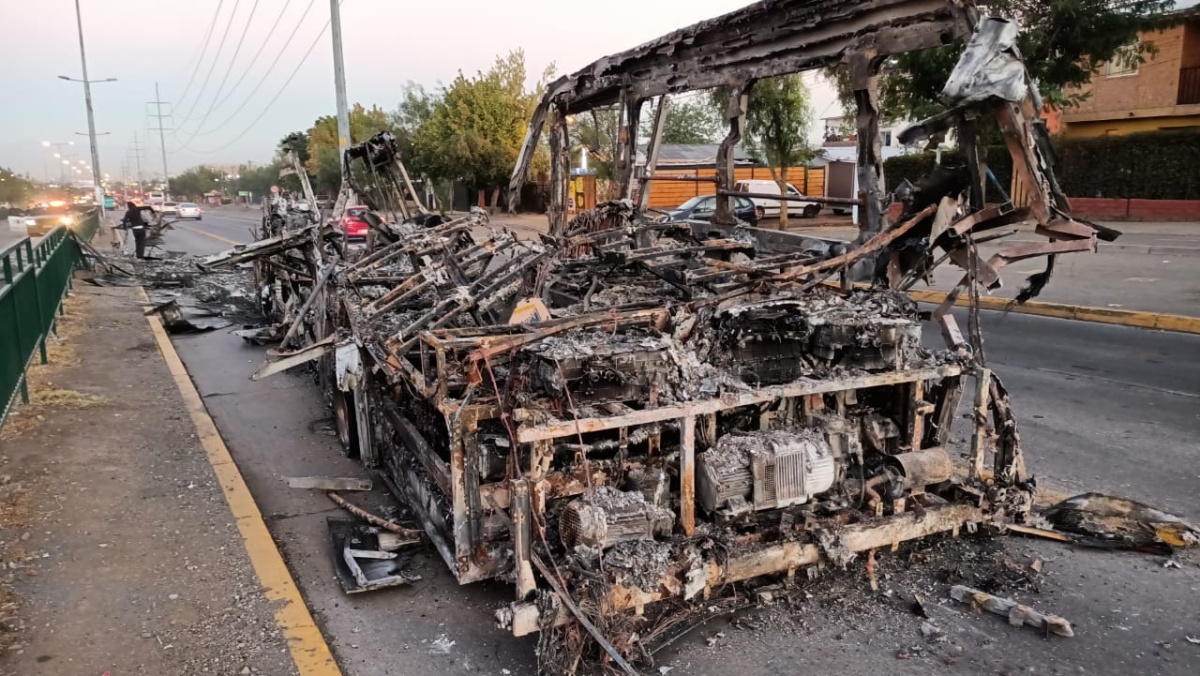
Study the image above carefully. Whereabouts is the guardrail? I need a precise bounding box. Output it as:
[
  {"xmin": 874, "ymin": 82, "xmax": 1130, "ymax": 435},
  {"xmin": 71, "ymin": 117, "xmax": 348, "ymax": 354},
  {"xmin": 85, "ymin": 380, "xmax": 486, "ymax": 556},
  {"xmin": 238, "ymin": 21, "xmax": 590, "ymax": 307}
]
[{"xmin": 0, "ymin": 211, "xmax": 97, "ymax": 431}]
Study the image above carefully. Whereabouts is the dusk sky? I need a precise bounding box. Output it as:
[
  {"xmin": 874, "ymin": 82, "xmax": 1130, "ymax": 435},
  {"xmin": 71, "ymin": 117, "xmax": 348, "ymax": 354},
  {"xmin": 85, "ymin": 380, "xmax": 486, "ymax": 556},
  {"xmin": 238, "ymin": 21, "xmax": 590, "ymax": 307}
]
[
  {"xmin": 0, "ymin": 0, "xmax": 842, "ymax": 182},
  {"xmin": 5, "ymin": 1, "xmax": 1192, "ymax": 183}
]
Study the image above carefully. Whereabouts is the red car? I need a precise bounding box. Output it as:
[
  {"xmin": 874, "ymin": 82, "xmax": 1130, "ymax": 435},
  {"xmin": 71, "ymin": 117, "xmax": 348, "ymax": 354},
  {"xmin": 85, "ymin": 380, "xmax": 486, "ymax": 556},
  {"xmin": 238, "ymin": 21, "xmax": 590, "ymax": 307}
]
[{"xmin": 339, "ymin": 205, "xmax": 373, "ymax": 241}]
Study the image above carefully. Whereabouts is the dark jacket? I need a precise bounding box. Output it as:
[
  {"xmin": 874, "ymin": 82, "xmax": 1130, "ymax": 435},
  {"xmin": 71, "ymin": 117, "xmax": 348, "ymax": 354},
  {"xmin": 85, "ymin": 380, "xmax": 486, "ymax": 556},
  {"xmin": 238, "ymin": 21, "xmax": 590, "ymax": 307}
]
[{"xmin": 122, "ymin": 205, "xmax": 146, "ymax": 228}]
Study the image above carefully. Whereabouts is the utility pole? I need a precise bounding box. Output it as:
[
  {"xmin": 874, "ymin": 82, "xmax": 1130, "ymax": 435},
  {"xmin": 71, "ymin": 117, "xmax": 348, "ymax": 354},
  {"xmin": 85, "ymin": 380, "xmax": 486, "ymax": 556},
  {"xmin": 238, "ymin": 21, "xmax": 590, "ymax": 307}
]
[
  {"xmin": 69, "ymin": 0, "xmax": 107, "ymax": 221},
  {"xmin": 131, "ymin": 131, "xmax": 145, "ymax": 186},
  {"xmin": 330, "ymin": 0, "xmax": 351, "ymax": 183},
  {"xmin": 148, "ymin": 83, "xmax": 172, "ymax": 197}
]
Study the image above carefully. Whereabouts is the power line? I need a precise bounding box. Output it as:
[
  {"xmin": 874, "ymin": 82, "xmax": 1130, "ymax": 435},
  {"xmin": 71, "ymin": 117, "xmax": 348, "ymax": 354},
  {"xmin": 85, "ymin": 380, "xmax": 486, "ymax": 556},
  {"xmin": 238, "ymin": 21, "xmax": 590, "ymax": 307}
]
[
  {"xmin": 177, "ymin": 0, "xmax": 318, "ymax": 146},
  {"xmin": 175, "ymin": 1, "xmax": 225, "ymax": 113},
  {"xmin": 191, "ymin": 16, "xmax": 332, "ymax": 154},
  {"xmin": 148, "ymin": 84, "xmax": 173, "ymax": 191},
  {"xmin": 208, "ymin": 0, "xmax": 294, "ymax": 113},
  {"xmin": 176, "ymin": 0, "xmax": 243, "ymax": 125},
  {"xmin": 173, "ymin": 0, "xmax": 262, "ymax": 142}
]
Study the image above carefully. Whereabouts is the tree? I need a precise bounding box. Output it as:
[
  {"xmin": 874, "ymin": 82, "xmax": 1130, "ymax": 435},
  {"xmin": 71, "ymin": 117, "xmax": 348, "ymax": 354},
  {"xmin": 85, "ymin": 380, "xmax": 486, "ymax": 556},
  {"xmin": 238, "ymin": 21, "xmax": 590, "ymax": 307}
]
[
  {"xmin": 717, "ymin": 76, "xmax": 817, "ymax": 228},
  {"xmin": 0, "ymin": 167, "xmax": 33, "ymax": 207},
  {"xmin": 305, "ymin": 103, "xmax": 395, "ymax": 193},
  {"xmin": 413, "ymin": 50, "xmax": 551, "ymax": 211},
  {"xmin": 392, "ymin": 82, "xmax": 439, "ymax": 178},
  {"xmin": 829, "ymin": 0, "xmax": 1174, "ymax": 122},
  {"xmin": 651, "ymin": 98, "xmax": 721, "ymax": 145},
  {"xmin": 570, "ymin": 107, "xmax": 621, "ymax": 180},
  {"xmin": 169, "ymin": 165, "xmax": 224, "ymax": 201},
  {"xmin": 233, "ymin": 161, "xmax": 284, "ymax": 202}
]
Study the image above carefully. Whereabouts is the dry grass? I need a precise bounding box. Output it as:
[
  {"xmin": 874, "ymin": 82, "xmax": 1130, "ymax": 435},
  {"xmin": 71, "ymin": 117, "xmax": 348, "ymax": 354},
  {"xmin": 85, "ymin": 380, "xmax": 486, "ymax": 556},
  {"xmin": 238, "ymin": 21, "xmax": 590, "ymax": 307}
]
[{"xmin": 27, "ymin": 389, "xmax": 107, "ymax": 408}]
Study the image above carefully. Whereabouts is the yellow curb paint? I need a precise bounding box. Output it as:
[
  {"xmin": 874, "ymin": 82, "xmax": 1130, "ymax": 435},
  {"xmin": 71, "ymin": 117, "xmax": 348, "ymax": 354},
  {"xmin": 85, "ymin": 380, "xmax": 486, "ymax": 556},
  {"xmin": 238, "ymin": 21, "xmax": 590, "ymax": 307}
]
[
  {"xmin": 175, "ymin": 222, "xmax": 243, "ymax": 246},
  {"xmin": 141, "ymin": 288, "xmax": 342, "ymax": 676},
  {"xmin": 907, "ymin": 289, "xmax": 1200, "ymax": 335}
]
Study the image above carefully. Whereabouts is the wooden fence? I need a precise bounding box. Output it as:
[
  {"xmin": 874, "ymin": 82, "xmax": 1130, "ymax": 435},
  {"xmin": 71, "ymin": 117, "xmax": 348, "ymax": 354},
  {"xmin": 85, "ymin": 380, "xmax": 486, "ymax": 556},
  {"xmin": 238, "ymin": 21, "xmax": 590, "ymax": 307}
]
[{"xmin": 644, "ymin": 166, "xmax": 826, "ymax": 209}]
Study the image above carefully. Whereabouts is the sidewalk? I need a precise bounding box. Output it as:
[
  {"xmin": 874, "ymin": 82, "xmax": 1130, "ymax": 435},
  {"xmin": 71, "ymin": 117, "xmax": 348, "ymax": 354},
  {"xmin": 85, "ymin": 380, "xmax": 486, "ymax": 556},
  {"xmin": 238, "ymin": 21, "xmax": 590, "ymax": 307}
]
[
  {"xmin": 786, "ymin": 220, "xmax": 1200, "ymax": 318},
  {"xmin": 0, "ymin": 286, "xmax": 300, "ymax": 676}
]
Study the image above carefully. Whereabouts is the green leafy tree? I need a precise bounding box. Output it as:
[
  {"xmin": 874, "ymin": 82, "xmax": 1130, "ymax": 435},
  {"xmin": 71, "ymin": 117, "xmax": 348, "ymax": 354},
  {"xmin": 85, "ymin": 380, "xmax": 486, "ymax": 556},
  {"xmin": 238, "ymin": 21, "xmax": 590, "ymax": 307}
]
[
  {"xmin": 570, "ymin": 107, "xmax": 620, "ymax": 180},
  {"xmin": 0, "ymin": 167, "xmax": 34, "ymax": 207},
  {"xmin": 305, "ymin": 103, "xmax": 395, "ymax": 193},
  {"xmin": 169, "ymin": 165, "xmax": 224, "ymax": 201},
  {"xmin": 414, "ymin": 50, "xmax": 551, "ymax": 211},
  {"xmin": 648, "ymin": 98, "xmax": 721, "ymax": 145},
  {"xmin": 392, "ymin": 82, "xmax": 439, "ymax": 177},
  {"xmin": 232, "ymin": 162, "xmax": 284, "ymax": 202},
  {"xmin": 829, "ymin": 0, "xmax": 1174, "ymax": 122},
  {"xmin": 716, "ymin": 76, "xmax": 817, "ymax": 228}
]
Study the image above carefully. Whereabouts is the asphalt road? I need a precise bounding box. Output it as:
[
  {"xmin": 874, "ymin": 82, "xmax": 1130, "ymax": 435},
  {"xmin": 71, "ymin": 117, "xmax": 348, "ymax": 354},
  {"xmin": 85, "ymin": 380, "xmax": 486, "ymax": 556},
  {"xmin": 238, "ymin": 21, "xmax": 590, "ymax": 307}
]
[{"xmin": 166, "ymin": 209, "xmax": 1200, "ymax": 676}]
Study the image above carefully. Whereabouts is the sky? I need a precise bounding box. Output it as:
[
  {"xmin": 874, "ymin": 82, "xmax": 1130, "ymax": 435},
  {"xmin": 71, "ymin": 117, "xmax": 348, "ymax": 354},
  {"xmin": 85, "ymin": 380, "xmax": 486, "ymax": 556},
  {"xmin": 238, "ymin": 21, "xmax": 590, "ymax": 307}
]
[
  {"xmin": 8, "ymin": 0, "xmax": 1194, "ymax": 183},
  {"xmin": 0, "ymin": 0, "xmax": 848, "ymax": 183}
]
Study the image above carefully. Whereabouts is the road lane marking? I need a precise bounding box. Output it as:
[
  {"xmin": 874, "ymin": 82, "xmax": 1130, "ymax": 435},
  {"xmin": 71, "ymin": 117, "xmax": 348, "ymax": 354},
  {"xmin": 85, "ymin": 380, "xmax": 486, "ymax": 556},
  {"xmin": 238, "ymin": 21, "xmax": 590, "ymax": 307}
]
[
  {"xmin": 175, "ymin": 222, "xmax": 244, "ymax": 246},
  {"xmin": 141, "ymin": 289, "xmax": 343, "ymax": 676}
]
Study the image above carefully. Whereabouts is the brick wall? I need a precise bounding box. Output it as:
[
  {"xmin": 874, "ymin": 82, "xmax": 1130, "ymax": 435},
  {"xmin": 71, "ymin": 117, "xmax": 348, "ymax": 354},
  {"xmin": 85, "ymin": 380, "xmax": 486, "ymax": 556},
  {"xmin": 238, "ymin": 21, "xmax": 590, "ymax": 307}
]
[{"xmin": 1066, "ymin": 24, "xmax": 1185, "ymax": 122}]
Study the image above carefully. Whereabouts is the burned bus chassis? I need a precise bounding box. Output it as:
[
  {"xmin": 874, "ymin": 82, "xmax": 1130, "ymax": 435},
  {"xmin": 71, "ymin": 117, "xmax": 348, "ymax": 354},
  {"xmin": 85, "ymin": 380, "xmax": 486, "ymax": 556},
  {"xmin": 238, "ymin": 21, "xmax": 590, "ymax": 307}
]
[{"xmin": 200, "ymin": 1, "xmax": 1120, "ymax": 671}]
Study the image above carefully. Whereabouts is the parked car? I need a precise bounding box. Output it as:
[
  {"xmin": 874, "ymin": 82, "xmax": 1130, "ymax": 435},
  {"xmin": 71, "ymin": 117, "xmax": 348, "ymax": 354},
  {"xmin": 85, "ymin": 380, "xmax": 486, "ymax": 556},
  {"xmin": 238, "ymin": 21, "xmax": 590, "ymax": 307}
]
[
  {"xmin": 665, "ymin": 194, "xmax": 762, "ymax": 226},
  {"xmin": 339, "ymin": 205, "xmax": 373, "ymax": 241},
  {"xmin": 161, "ymin": 201, "xmax": 179, "ymax": 216},
  {"xmin": 178, "ymin": 202, "xmax": 202, "ymax": 220},
  {"xmin": 732, "ymin": 179, "xmax": 821, "ymax": 218},
  {"xmin": 103, "ymin": 195, "xmax": 117, "ymax": 210}
]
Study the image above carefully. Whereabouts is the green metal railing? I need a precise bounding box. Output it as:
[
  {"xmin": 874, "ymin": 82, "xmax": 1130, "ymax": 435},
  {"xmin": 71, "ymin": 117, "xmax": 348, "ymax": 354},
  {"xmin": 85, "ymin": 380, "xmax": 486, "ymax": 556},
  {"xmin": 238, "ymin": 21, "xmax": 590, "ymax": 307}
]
[{"xmin": 0, "ymin": 209, "xmax": 98, "ymax": 430}]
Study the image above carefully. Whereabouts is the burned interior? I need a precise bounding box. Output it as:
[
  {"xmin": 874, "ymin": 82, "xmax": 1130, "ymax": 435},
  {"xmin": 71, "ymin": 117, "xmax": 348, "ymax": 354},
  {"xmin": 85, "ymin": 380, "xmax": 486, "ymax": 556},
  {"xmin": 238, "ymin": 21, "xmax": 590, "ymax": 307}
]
[{"xmin": 193, "ymin": 1, "xmax": 1126, "ymax": 672}]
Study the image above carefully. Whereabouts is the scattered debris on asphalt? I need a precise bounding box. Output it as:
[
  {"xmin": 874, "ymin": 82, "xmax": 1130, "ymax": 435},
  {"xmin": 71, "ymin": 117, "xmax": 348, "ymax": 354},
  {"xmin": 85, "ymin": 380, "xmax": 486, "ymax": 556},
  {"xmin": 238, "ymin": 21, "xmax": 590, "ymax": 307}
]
[
  {"xmin": 325, "ymin": 491, "xmax": 423, "ymax": 541},
  {"xmin": 328, "ymin": 518, "xmax": 422, "ymax": 594},
  {"xmin": 285, "ymin": 476, "xmax": 373, "ymax": 491},
  {"xmin": 177, "ymin": 3, "xmax": 1133, "ymax": 672},
  {"xmin": 1041, "ymin": 492, "xmax": 1199, "ymax": 552},
  {"xmin": 949, "ymin": 585, "xmax": 1075, "ymax": 637}
]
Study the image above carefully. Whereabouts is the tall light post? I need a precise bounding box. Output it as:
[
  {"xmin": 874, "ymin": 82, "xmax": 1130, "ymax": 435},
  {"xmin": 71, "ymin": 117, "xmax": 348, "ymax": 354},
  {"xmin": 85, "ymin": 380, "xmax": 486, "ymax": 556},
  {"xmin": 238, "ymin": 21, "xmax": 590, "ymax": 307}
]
[
  {"xmin": 330, "ymin": 0, "xmax": 351, "ymax": 183},
  {"xmin": 43, "ymin": 141, "xmax": 74, "ymax": 186},
  {"xmin": 75, "ymin": 131, "xmax": 110, "ymax": 196},
  {"xmin": 61, "ymin": 0, "xmax": 116, "ymax": 231}
]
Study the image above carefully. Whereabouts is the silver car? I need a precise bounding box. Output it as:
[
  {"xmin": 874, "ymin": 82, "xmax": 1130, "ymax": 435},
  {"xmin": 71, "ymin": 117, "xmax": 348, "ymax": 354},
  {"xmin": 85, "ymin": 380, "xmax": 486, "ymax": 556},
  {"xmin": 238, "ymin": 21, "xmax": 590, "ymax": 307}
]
[{"xmin": 177, "ymin": 202, "xmax": 202, "ymax": 220}]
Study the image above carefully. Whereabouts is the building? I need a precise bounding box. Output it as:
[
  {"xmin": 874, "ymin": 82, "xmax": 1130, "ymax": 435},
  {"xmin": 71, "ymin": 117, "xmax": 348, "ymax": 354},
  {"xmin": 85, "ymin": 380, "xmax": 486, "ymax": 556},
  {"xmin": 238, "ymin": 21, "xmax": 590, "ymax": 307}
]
[
  {"xmin": 1062, "ymin": 8, "xmax": 1200, "ymax": 137},
  {"xmin": 821, "ymin": 115, "xmax": 911, "ymax": 151}
]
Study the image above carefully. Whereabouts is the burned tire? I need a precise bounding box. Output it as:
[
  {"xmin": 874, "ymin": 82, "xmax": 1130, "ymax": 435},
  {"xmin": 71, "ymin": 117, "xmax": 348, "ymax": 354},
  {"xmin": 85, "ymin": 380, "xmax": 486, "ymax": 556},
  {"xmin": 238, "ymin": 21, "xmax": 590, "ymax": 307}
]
[
  {"xmin": 803, "ymin": 204, "xmax": 821, "ymax": 218},
  {"xmin": 332, "ymin": 389, "xmax": 359, "ymax": 458}
]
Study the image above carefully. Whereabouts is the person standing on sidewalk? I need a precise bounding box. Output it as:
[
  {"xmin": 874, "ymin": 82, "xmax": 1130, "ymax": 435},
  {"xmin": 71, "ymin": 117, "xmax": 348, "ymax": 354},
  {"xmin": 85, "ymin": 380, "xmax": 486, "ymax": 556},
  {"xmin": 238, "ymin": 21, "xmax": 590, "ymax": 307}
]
[{"xmin": 121, "ymin": 200, "xmax": 147, "ymax": 259}]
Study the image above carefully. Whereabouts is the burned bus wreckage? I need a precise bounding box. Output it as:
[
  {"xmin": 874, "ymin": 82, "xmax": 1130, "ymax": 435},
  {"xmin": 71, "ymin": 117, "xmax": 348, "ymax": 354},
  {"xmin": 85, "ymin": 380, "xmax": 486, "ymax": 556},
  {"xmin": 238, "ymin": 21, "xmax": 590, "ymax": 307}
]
[{"xmin": 196, "ymin": 1, "xmax": 1124, "ymax": 672}]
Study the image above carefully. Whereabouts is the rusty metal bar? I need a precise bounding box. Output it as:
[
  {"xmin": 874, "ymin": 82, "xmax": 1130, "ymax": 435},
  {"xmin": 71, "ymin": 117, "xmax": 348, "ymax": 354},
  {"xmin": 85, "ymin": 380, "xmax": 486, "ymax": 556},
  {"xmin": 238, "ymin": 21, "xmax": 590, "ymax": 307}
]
[
  {"xmin": 515, "ymin": 365, "xmax": 964, "ymax": 443},
  {"xmin": 970, "ymin": 368, "xmax": 992, "ymax": 480},
  {"xmin": 680, "ymin": 415, "xmax": 696, "ymax": 535}
]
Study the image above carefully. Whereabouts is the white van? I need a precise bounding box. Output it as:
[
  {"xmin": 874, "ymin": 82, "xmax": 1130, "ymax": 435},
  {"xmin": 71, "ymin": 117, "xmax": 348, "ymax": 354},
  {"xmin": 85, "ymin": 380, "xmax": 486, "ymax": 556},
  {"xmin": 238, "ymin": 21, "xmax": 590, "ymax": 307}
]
[
  {"xmin": 147, "ymin": 191, "xmax": 166, "ymax": 211},
  {"xmin": 733, "ymin": 179, "xmax": 821, "ymax": 218}
]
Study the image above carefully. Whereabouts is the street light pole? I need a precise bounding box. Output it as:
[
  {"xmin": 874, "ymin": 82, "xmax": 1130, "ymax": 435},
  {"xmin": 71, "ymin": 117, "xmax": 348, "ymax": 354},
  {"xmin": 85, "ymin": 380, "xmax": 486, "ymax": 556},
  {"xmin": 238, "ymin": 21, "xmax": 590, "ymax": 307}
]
[
  {"xmin": 330, "ymin": 0, "xmax": 351, "ymax": 184},
  {"xmin": 69, "ymin": 0, "xmax": 106, "ymax": 220},
  {"xmin": 42, "ymin": 141, "xmax": 74, "ymax": 186}
]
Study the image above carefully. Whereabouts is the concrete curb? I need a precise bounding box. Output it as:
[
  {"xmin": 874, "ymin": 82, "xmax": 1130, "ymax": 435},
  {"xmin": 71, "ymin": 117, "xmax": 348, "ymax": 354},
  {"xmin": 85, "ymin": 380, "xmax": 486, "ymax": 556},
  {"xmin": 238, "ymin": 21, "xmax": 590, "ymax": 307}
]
[
  {"xmin": 141, "ymin": 289, "xmax": 343, "ymax": 676},
  {"xmin": 908, "ymin": 289, "xmax": 1200, "ymax": 335}
]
